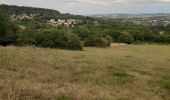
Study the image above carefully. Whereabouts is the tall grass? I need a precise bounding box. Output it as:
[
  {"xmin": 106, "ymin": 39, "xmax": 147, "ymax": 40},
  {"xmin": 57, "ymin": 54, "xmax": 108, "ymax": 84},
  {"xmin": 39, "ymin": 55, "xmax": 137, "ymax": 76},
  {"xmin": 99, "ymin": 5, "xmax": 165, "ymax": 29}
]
[{"xmin": 0, "ymin": 44, "xmax": 170, "ymax": 100}]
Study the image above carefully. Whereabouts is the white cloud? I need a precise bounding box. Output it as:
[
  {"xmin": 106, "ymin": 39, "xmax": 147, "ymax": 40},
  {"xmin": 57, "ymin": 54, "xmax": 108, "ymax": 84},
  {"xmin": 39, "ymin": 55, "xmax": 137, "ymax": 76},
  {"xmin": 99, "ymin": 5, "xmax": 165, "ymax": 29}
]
[
  {"xmin": 160, "ymin": 0, "xmax": 170, "ymax": 3},
  {"xmin": 1, "ymin": 0, "xmax": 170, "ymax": 14},
  {"xmin": 64, "ymin": 0, "xmax": 170, "ymax": 6},
  {"xmin": 65, "ymin": 0, "xmax": 127, "ymax": 6}
]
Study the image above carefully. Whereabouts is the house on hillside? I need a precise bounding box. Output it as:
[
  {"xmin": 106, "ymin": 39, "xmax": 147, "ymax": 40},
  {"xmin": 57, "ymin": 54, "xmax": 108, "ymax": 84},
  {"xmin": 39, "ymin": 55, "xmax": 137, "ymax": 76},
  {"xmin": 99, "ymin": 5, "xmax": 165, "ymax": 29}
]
[
  {"xmin": 11, "ymin": 14, "xmax": 36, "ymax": 21},
  {"xmin": 47, "ymin": 19, "xmax": 81, "ymax": 27}
]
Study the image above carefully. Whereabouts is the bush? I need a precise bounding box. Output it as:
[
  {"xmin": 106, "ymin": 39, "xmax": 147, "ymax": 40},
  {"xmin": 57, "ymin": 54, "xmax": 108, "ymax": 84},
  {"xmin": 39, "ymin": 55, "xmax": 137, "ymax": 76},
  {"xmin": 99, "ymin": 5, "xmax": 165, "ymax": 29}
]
[
  {"xmin": 0, "ymin": 10, "xmax": 18, "ymax": 46},
  {"xmin": 155, "ymin": 35, "xmax": 170, "ymax": 43},
  {"xmin": 84, "ymin": 33, "xmax": 112, "ymax": 48},
  {"xmin": 118, "ymin": 31, "xmax": 134, "ymax": 44},
  {"xmin": 35, "ymin": 29, "xmax": 83, "ymax": 50},
  {"xmin": 16, "ymin": 29, "xmax": 37, "ymax": 45},
  {"xmin": 72, "ymin": 26, "xmax": 90, "ymax": 40}
]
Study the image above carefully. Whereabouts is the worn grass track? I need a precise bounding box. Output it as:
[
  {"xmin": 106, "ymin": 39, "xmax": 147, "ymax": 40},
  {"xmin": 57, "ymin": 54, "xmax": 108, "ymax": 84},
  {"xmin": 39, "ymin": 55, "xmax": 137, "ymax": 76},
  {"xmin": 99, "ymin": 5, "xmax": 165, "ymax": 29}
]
[{"xmin": 0, "ymin": 44, "xmax": 170, "ymax": 100}]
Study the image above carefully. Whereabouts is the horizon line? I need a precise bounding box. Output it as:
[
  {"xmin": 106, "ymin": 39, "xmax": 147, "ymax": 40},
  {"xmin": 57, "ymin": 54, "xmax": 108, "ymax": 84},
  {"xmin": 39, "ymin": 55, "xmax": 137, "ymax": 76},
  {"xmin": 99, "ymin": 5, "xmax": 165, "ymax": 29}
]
[{"xmin": 1, "ymin": 4, "xmax": 170, "ymax": 16}]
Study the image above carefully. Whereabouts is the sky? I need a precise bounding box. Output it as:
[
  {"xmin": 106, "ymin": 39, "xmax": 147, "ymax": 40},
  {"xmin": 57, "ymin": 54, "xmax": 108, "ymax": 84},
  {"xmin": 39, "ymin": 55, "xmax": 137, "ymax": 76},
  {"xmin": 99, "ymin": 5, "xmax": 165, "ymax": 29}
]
[{"xmin": 1, "ymin": 0, "xmax": 170, "ymax": 15}]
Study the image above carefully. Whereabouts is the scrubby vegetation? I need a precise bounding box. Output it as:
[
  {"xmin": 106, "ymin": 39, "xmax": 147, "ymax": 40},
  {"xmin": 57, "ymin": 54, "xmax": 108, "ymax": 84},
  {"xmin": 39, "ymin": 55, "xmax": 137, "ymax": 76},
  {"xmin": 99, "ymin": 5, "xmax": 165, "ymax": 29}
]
[
  {"xmin": 0, "ymin": 10, "xmax": 18, "ymax": 46},
  {"xmin": 35, "ymin": 29, "xmax": 83, "ymax": 50}
]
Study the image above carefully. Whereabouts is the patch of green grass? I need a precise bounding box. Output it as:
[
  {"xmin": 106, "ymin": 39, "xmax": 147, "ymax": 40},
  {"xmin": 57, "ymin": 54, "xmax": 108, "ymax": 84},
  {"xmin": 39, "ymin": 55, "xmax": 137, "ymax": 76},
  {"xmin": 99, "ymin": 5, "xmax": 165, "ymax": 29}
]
[
  {"xmin": 159, "ymin": 75, "xmax": 170, "ymax": 93},
  {"xmin": 117, "ymin": 97, "xmax": 128, "ymax": 100},
  {"xmin": 107, "ymin": 66, "xmax": 135, "ymax": 83},
  {"xmin": 57, "ymin": 94, "xmax": 72, "ymax": 100},
  {"xmin": 124, "ymin": 55, "xmax": 132, "ymax": 58},
  {"xmin": 132, "ymin": 69, "xmax": 152, "ymax": 76},
  {"xmin": 108, "ymin": 66, "xmax": 128, "ymax": 77}
]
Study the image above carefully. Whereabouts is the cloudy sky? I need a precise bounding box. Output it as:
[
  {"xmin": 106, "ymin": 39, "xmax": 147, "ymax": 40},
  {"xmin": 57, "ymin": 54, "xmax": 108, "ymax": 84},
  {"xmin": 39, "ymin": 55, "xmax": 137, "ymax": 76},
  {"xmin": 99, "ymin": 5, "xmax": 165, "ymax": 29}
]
[{"xmin": 1, "ymin": 0, "xmax": 170, "ymax": 15}]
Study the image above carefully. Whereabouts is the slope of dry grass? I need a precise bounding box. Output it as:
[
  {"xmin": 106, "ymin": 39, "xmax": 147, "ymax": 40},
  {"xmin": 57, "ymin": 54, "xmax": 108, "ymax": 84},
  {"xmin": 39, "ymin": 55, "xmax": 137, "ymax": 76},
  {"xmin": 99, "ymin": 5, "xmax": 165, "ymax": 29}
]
[{"xmin": 0, "ymin": 44, "xmax": 170, "ymax": 100}]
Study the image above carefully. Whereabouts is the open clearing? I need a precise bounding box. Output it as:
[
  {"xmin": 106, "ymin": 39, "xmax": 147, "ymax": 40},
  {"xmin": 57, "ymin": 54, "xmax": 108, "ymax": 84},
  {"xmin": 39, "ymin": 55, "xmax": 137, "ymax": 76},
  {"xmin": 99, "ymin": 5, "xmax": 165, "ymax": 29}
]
[{"xmin": 0, "ymin": 45, "xmax": 170, "ymax": 100}]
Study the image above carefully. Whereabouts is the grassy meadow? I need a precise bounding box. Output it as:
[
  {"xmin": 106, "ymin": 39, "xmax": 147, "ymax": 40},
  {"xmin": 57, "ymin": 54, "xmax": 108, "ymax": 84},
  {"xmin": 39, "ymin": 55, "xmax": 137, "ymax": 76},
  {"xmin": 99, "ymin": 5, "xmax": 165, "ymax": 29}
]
[{"xmin": 0, "ymin": 44, "xmax": 170, "ymax": 100}]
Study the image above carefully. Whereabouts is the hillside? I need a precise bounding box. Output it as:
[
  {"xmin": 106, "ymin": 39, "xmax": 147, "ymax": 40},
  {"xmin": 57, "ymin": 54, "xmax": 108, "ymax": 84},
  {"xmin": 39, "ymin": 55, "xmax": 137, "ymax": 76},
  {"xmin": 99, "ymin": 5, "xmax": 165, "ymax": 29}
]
[
  {"xmin": 91, "ymin": 13, "xmax": 170, "ymax": 18},
  {"xmin": 91, "ymin": 13, "xmax": 170, "ymax": 27},
  {"xmin": 0, "ymin": 4, "xmax": 170, "ymax": 49},
  {"xmin": 0, "ymin": 4, "xmax": 93, "ymax": 20},
  {"xmin": 0, "ymin": 45, "xmax": 170, "ymax": 99}
]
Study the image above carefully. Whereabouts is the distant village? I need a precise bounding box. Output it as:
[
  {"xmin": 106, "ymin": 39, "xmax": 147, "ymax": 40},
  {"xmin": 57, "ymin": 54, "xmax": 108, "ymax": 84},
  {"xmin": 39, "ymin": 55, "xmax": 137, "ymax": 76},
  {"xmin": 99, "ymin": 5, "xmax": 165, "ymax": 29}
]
[
  {"xmin": 11, "ymin": 14, "xmax": 36, "ymax": 20},
  {"xmin": 128, "ymin": 17, "xmax": 170, "ymax": 26},
  {"xmin": 94, "ymin": 14, "xmax": 170, "ymax": 26},
  {"xmin": 10, "ymin": 14, "xmax": 100, "ymax": 28},
  {"xmin": 114, "ymin": 15, "xmax": 170, "ymax": 26},
  {"xmin": 47, "ymin": 19, "xmax": 82, "ymax": 27},
  {"xmin": 10, "ymin": 13, "xmax": 170, "ymax": 27},
  {"xmin": 10, "ymin": 14, "xmax": 83, "ymax": 27}
]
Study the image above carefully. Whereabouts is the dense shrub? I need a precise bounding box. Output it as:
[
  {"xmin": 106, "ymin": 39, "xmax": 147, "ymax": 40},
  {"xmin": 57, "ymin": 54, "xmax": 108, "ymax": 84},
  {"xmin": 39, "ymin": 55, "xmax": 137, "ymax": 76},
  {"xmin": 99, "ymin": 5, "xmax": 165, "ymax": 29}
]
[
  {"xmin": 155, "ymin": 35, "xmax": 170, "ymax": 43},
  {"xmin": 118, "ymin": 31, "xmax": 134, "ymax": 44},
  {"xmin": 16, "ymin": 29, "xmax": 37, "ymax": 45},
  {"xmin": 35, "ymin": 29, "xmax": 83, "ymax": 50},
  {"xmin": 84, "ymin": 33, "xmax": 112, "ymax": 48},
  {"xmin": 72, "ymin": 26, "xmax": 90, "ymax": 40},
  {"xmin": 0, "ymin": 10, "xmax": 18, "ymax": 46}
]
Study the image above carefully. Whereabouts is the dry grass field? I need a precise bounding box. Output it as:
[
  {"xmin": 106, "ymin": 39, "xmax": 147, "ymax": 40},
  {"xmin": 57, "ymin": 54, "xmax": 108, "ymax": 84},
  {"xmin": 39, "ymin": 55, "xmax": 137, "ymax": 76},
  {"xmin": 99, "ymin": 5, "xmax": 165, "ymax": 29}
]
[{"xmin": 0, "ymin": 44, "xmax": 170, "ymax": 100}]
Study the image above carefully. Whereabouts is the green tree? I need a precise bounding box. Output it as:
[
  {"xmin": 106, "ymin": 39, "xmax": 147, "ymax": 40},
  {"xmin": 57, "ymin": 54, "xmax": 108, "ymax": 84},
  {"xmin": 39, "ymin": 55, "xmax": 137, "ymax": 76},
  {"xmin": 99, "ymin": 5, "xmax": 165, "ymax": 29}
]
[
  {"xmin": 16, "ymin": 28, "xmax": 36, "ymax": 45},
  {"xmin": 84, "ymin": 33, "xmax": 112, "ymax": 48},
  {"xmin": 36, "ymin": 29, "xmax": 83, "ymax": 50},
  {"xmin": 0, "ymin": 9, "xmax": 18, "ymax": 45},
  {"xmin": 119, "ymin": 31, "xmax": 134, "ymax": 44}
]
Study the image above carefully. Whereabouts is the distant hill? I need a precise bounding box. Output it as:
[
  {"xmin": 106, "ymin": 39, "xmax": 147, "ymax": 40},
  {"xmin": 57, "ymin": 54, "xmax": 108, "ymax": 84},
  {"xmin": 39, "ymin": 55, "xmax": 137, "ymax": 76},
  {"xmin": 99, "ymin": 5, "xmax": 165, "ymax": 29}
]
[
  {"xmin": 0, "ymin": 4, "xmax": 94, "ymax": 20},
  {"xmin": 91, "ymin": 13, "xmax": 170, "ymax": 18}
]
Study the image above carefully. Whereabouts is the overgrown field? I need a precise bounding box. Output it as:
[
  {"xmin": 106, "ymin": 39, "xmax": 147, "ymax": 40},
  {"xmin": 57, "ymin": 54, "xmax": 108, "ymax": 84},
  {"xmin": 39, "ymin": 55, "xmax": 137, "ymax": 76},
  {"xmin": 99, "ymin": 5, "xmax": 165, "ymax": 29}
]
[{"xmin": 0, "ymin": 45, "xmax": 170, "ymax": 100}]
